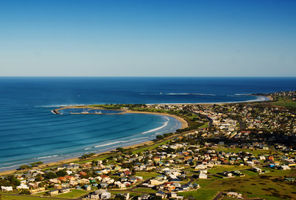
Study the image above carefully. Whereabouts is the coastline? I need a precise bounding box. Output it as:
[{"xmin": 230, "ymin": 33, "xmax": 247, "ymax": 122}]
[
  {"xmin": 0, "ymin": 141, "xmax": 156, "ymax": 176},
  {"xmin": 0, "ymin": 110, "xmax": 187, "ymax": 176},
  {"xmin": 0, "ymin": 94, "xmax": 270, "ymax": 175},
  {"xmin": 146, "ymin": 95, "xmax": 272, "ymax": 105}
]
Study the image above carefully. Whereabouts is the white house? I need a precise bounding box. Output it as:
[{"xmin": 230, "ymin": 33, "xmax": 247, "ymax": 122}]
[
  {"xmin": 1, "ymin": 186, "xmax": 13, "ymax": 192},
  {"xmin": 16, "ymin": 184, "xmax": 29, "ymax": 190},
  {"xmin": 199, "ymin": 173, "xmax": 207, "ymax": 179}
]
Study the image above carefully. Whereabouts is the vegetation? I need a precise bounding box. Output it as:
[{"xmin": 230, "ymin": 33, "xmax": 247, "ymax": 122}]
[
  {"xmin": 55, "ymin": 189, "xmax": 88, "ymax": 198},
  {"xmin": 273, "ymin": 97, "xmax": 296, "ymax": 109},
  {"xmin": 0, "ymin": 194, "xmax": 60, "ymax": 200},
  {"xmin": 79, "ymin": 153, "xmax": 95, "ymax": 159}
]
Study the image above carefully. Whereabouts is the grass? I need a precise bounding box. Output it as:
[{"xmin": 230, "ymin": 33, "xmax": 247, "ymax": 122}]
[
  {"xmin": 208, "ymin": 165, "xmax": 249, "ymax": 174},
  {"xmin": 135, "ymin": 172, "xmax": 159, "ymax": 180},
  {"xmin": 180, "ymin": 189, "xmax": 218, "ymax": 200},
  {"xmin": 273, "ymin": 97, "xmax": 296, "ymax": 109},
  {"xmin": 1, "ymin": 194, "xmax": 60, "ymax": 200},
  {"xmin": 55, "ymin": 189, "xmax": 88, "ymax": 198},
  {"xmin": 132, "ymin": 139, "xmax": 170, "ymax": 154},
  {"xmin": 213, "ymin": 146, "xmax": 273, "ymax": 156},
  {"xmin": 193, "ymin": 169, "xmax": 296, "ymax": 200},
  {"xmin": 132, "ymin": 188, "xmax": 156, "ymax": 193}
]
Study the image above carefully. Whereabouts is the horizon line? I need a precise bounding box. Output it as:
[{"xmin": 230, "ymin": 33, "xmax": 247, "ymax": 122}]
[{"xmin": 0, "ymin": 76, "xmax": 296, "ymax": 78}]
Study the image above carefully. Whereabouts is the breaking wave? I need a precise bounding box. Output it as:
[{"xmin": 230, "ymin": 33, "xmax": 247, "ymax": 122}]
[
  {"xmin": 141, "ymin": 116, "xmax": 169, "ymax": 134},
  {"xmin": 37, "ymin": 155, "xmax": 59, "ymax": 160}
]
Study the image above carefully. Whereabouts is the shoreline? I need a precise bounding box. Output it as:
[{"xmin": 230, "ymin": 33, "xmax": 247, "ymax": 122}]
[
  {"xmin": 146, "ymin": 95, "xmax": 272, "ymax": 105},
  {"xmin": 0, "ymin": 110, "xmax": 187, "ymax": 176},
  {"xmin": 0, "ymin": 94, "xmax": 269, "ymax": 175}
]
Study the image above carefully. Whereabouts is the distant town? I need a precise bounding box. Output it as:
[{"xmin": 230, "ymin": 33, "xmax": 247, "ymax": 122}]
[{"xmin": 1, "ymin": 91, "xmax": 296, "ymax": 200}]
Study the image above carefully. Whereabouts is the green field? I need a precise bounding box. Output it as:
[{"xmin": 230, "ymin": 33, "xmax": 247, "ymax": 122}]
[
  {"xmin": 272, "ymin": 97, "xmax": 296, "ymax": 109},
  {"xmin": 1, "ymin": 194, "xmax": 60, "ymax": 200},
  {"xmin": 55, "ymin": 189, "xmax": 88, "ymax": 198},
  {"xmin": 181, "ymin": 169, "xmax": 296, "ymax": 200},
  {"xmin": 135, "ymin": 171, "xmax": 159, "ymax": 180},
  {"xmin": 180, "ymin": 189, "xmax": 218, "ymax": 200}
]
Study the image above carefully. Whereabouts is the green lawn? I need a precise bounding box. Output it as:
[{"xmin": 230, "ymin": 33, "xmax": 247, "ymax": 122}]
[
  {"xmin": 135, "ymin": 172, "xmax": 159, "ymax": 180},
  {"xmin": 55, "ymin": 189, "xmax": 88, "ymax": 198},
  {"xmin": 132, "ymin": 188, "xmax": 156, "ymax": 193},
  {"xmin": 272, "ymin": 98, "xmax": 296, "ymax": 109},
  {"xmin": 132, "ymin": 139, "xmax": 170, "ymax": 154},
  {"xmin": 180, "ymin": 189, "xmax": 218, "ymax": 200},
  {"xmin": 190, "ymin": 169, "xmax": 296, "ymax": 200},
  {"xmin": 1, "ymin": 194, "xmax": 60, "ymax": 200},
  {"xmin": 208, "ymin": 165, "xmax": 249, "ymax": 174},
  {"xmin": 213, "ymin": 146, "xmax": 274, "ymax": 156}
]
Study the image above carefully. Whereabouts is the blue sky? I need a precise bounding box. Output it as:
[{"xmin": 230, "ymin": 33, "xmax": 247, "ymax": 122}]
[{"xmin": 0, "ymin": 0, "xmax": 295, "ymax": 76}]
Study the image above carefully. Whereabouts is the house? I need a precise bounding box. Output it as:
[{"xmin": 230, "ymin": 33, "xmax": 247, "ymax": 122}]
[
  {"xmin": 99, "ymin": 182, "xmax": 109, "ymax": 189},
  {"xmin": 226, "ymin": 192, "xmax": 243, "ymax": 199},
  {"xmin": 156, "ymin": 191, "xmax": 167, "ymax": 199},
  {"xmin": 100, "ymin": 191, "xmax": 111, "ymax": 199},
  {"xmin": 168, "ymin": 192, "xmax": 184, "ymax": 199},
  {"xmin": 280, "ymin": 165, "xmax": 291, "ymax": 170},
  {"xmin": 1, "ymin": 186, "xmax": 13, "ymax": 192},
  {"xmin": 195, "ymin": 164, "xmax": 207, "ymax": 170},
  {"xmin": 252, "ymin": 167, "xmax": 262, "ymax": 174},
  {"xmin": 83, "ymin": 184, "xmax": 92, "ymax": 191},
  {"xmin": 60, "ymin": 188, "xmax": 71, "ymax": 194},
  {"xmin": 199, "ymin": 173, "xmax": 207, "ymax": 179},
  {"xmin": 17, "ymin": 184, "xmax": 29, "ymax": 190},
  {"xmin": 49, "ymin": 189, "xmax": 59, "ymax": 196},
  {"xmin": 150, "ymin": 179, "xmax": 166, "ymax": 186}
]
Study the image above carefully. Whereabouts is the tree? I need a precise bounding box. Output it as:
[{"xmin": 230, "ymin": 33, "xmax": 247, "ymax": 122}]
[
  {"xmin": 44, "ymin": 172, "xmax": 57, "ymax": 179},
  {"xmin": 30, "ymin": 161, "xmax": 43, "ymax": 168},
  {"xmin": 7, "ymin": 176, "xmax": 20, "ymax": 186},
  {"xmin": 56, "ymin": 170, "xmax": 67, "ymax": 177},
  {"xmin": 116, "ymin": 147, "xmax": 124, "ymax": 153},
  {"xmin": 17, "ymin": 165, "xmax": 31, "ymax": 170},
  {"xmin": 19, "ymin": 190, "xmax": 31, "ymax": 195},
  {"xmin": 156, "ymin": 135, "xmax": 164, "ymax": 140}
]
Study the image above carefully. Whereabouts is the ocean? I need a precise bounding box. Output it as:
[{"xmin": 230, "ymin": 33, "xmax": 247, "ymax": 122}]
[{"xmin": 0, "ymin": 77, "xmax": 295, "ymax": 171}]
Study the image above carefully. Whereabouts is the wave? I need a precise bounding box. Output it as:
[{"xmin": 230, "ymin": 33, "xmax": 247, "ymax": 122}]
[
  {"xmin": 234, "ymin": 93, "xmax": 252, "ymax": 96},
  {"xmin": 95, "ymin": 141, "xmax": 123, "ymax": 148},
  {"xmin": 140, "ymin": 92, "xmax": 216, "ymax": 96},
  {"xmin": 141, "ymin": 116, "xmax": 169, "ymax": 135},
  {"xmin": 165, "ymin": 93, "xmax": 216, "ymax": 96},
  {"xmin": 244, "ymin": 96, "xmax": 269, "ymax": 102},
  {"xmin": 0, "ymin": 164, "xmax": 22, "ymax": 170},
  {"xmin": 36, "ymin": 104, "xmax": 87, "ymax": 108},
  {"xmin": 37, "ymin": 155, "xmax": 59, "ymax": 160}
]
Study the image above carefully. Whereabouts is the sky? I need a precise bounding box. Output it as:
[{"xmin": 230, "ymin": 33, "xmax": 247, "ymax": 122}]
[{"xmin": 0, "ymin": 0, "xmax": 296, "ymax": 77}]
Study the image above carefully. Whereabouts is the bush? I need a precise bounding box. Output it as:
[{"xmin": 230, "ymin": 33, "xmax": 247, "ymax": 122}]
[
  {"xmin": 30, "ymin": 161, "xmax": 43, "ymax": 167},
  {"xmin": 44, "ymin": 172, "xmax": 57, "ymax": 179},
  {"xmin": 79, "ymin": 153, "xmax": 95, "ymax": 159},
  {"xmin": 17, "ymin": 165, "xmax": 31, "ymax": 170},
  {"xmin": 19, "ymin": 189, "xmax": 31, "ymax": 195},
  {"xmin": 7, "ymin": 176, "xmax": 20, "ymax": 186},
  {"xmin": 116, "ymin": 147, "xmax": 125, "ymax": 153},
  {"xmin": 56, "ymin": 170, "xmax": 67, "ymax": 177}
]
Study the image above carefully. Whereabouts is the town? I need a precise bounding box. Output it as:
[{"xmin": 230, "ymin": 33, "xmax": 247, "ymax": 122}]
[{"xmin": 0, "ymin": 91, "xmax": 295, "ymax": 200}]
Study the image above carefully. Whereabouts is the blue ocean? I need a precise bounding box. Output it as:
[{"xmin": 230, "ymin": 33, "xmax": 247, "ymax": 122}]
[{"xmin": 0, "ymin": 77, "xmax": 295, "ymax": 171}]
